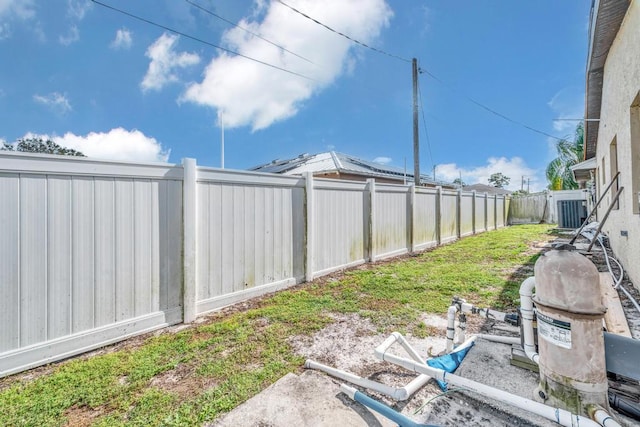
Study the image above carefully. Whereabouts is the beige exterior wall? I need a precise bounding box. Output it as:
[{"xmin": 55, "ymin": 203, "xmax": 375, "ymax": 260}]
[{"xmin": 595, "ymin": 0, "xmax": 640, "ymax": 290}]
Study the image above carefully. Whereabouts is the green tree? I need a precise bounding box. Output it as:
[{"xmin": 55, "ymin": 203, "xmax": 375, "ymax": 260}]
[
  {"xmin": 546, "ymin": 123, "xmax": 583, "ymax": 190},
  {"xmin": 488, "ymin": 172, "xmax": 510, "ymax": 188},
  {"xmin": 1, "ymin": 138, "xmax": 85, "ymax": 156},
  {"xmin": 453, "ymin": 178, "xmax": 466, "ymax": 188}
]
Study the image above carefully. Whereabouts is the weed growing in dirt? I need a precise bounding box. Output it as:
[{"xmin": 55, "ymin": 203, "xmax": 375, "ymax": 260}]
[{"xmin": 0, "ymin": 224, "xmax": 554, "ymax": 426}]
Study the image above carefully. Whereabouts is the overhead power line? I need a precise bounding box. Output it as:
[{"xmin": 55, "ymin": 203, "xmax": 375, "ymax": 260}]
[
  {"xmin": 184, "ymin": 0, "xmax": 315, "ymax": 65},
  {"xmin": 276, "ymin": 0, "xmax": 411, "ymax": 64},
  {"xmin": 419, "ymin": 68, "xmax": 565, "ymax": 142},
  {"xmin": 90, "ymin": 0, "xmax": 313, "ymax": 81}
]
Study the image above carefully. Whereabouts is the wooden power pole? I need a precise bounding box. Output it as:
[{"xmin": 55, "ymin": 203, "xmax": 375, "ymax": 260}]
[{"xmin": 412, "ymin": 58, "xmax": 420, "ymax": 186}]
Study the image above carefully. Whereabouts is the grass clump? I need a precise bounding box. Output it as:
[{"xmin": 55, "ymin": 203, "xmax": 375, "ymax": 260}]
[{"xmin": 0, "ymin": 224, "xmax": 554, "ymax": 426}]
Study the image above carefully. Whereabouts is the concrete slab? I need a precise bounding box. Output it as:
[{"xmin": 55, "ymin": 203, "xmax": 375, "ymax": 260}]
[
  {"xmin": 209, "ymin": 370, "xmax": 396, "ymax": 427},
  {"xmin": 440, "ymin": 337, "xmax": 555, "ymax": 426}
]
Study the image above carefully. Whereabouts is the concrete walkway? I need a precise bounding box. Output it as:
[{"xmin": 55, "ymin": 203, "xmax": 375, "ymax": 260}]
[{"xmin": 210, "ymin": 370, "xmax": 395, "ymax": 427}]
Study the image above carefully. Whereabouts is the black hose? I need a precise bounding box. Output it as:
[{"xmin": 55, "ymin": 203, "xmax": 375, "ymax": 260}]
[{"xmin": 609, "ymin": 392, "xmax": 640, "ymax": 421}]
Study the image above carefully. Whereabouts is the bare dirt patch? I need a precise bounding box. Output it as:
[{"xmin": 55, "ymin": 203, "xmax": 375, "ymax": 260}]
[
  {"xmin": 62, "ymin": 405, "xmax": 105, "ymax": 427},
  {"xmin": 149, "ymin": 363, "xmax": 218, "ymax": 398}
]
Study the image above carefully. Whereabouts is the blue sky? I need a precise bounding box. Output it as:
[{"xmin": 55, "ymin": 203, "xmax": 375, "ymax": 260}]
[{"xmin": 0, "ymin": 0, "xmax": 591, "ymax": 191}]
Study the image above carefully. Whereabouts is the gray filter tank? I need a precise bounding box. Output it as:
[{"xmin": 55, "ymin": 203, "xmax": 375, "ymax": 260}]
[{"xmin": 532, "ymin": 245, "xmax": 610, "ymax": 416}]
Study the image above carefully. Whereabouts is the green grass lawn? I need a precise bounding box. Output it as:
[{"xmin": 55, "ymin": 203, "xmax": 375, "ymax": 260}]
[{"xmin": 0, "ymin": 224, "xmax": 554, "ymax": 426}]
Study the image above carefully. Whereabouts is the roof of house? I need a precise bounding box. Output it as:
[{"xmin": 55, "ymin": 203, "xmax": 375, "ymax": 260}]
[
  {"xmin": 584, "ymin": 0, "xmax": 631, "ymax": 159},
  {"xmin": 462, "ymin": 183, "xmax": 512, "ymax": 195},
  {"xmin": 249, "ymin": 151, "xmax": 454, "ymax": 187}
]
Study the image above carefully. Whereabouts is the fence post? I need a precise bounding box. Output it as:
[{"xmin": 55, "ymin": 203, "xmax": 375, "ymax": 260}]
[
  {"xmin": 472, "ymin": 190, "xmax": 477, "ymax": 234},
  {"xmin": 456, "ymin": 188, "xmax": 462, "ymax": 239},
  {"xmin": 305, "ymin": 172, "xmax": 314, "ymax": 282},
  {"xmin": 436, "ymin": 186, "xmax": 442, "ymax": 246},
  {"xmin": 367, "ymin": 179, "xmax": 376, "ymax": 262},
  {"xmin": 409, "ymin": 184, "xmax": 416, "ymax": 253},
  {"xmin": 182, "ymin": 158, "xmax": 197, "ymax": 323}
]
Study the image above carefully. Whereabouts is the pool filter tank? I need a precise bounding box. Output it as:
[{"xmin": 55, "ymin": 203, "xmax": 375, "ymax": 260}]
[{"xmin": 532, "ymin": 245, "xmax": 610, "ymax": 415}]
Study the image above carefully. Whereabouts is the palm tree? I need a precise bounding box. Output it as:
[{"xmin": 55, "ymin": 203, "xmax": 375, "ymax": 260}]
[{"xmin": 546, "ymin": 123, "xmax": 584, "ymax": 190}]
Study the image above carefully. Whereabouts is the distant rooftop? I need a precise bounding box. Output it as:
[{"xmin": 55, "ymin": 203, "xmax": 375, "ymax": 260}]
[
  {"xmin": 249, "ymin": 151, "xmax": 453, "ymax": 187},
  {"xmin": 462, "ymin": 183, "xmax": 512, "ymax": 195}
]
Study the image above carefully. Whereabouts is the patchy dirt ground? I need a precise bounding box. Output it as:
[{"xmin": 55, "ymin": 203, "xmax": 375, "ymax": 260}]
[
  {"xmin": 287, "ymin": 311, "xmax": 553, "ymax": 426},
  {"xmin": 285, "ymin": 232, "xmax": 640, "ymax": 427}
]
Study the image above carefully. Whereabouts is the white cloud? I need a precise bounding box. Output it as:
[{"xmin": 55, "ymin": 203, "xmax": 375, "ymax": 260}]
[
  {"xmin": 141, "ymin": 33, "xmax": 200, "ymax": 92},
  {"xmin": 436, "ymin": 157, "xmax": 542, "ymax": 192},
  {"xmin": 181, "ymin": 0, "xmax": 393, "ymax": 131},
  {"xmin": 110, "ymin": 27, "xmax": 132, "ymax": 50},
  {"xmin": 59, "ymin": 24, "xmax": 79, "ymax": 45},
  {"xmin": 0, "ymin": 0, "xmax": 35, "ymax": 20},
  {"xmin": 0, "ymin": 0, "xmax": 35, "ymax": 40},
  {"xmin": 66, "ymin": 0, "xmax": 91, "ymax": 20},
  {"xmin": 25, "ymin": 128, "xmax": 170, "ymax": 162},
  {"xmin": 373, "ymin": 156, "xmax": 392, "ymax": 165},
  {"xmin": 548, "ymin": 87, "xmax": 584, "ymax": 134},
  {"xmin": 33, "ymin": 92, "xmax": 72, "ymax": 114}
]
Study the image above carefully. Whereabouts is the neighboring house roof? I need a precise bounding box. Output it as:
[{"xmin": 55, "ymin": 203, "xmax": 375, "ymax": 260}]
[
  {"xmin": 570, "ymin": 157, "xmax": 597, "ymax": 182},
  {"xmin": 249, "ymin": 151, "xmax": 453, "ymax": 187},
  {"xmin": 585, "ymin": 0, "xmax": 631, "ymax": 159},
  {"xmin": 462, "ymin": 183, "xmax": 512, "ymax": 195}
]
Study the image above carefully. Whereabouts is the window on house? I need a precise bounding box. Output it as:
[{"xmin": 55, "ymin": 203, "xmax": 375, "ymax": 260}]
[
  {"xmin": 601, "ymin": 157, "xmax": 606, "ymax": 188},
  {"xmin": 610, "ymin": 136, "xmax": 619, "ymax": 210},
  {"xmin": 631, "ymin": 91, "xmax": 640, "ymax": 214}
]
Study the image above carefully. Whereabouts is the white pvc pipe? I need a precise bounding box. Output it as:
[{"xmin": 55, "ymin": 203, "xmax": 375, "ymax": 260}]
[
  {"xmin": 519, "ymin": 277, "xmax": 539, "ymax": 364},
  {"xmin": 304, "ymin": 359, "xmax": 430, "ymax": 401},
  {"xmin": 446, "ymin": 305, "xmax": 457, "ymax": 353},
  {"xmin": 377, "ymin": 350, "xmax": 602, "ymax": 427},
  {"xmin": 307, "ymin": 332, "xmax": 433, "ymax": 401},
  {"xmin": 591, "ymin": 407, "xmax": 622, "ymax": 427},
  {"xmin": 476, "ymin": 334, "xmax": 521, "ymax": 345}
]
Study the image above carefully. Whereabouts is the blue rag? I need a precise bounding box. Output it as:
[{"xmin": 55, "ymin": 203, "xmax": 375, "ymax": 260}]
[{"xmin": 426, "ymin": 342, "xmax": 474, "ymax": 391}]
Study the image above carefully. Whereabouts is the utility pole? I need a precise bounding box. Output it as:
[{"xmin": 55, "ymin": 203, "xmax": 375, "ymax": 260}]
[
  {"xmin": 412, "ymin": 58, "xmax": 420, "ymax": 186},
  {"xmin": 220, "ymin": 110, "xmax": 225, "ymax": 169}
]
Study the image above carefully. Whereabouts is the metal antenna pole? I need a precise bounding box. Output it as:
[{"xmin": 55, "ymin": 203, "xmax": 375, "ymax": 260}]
[
  {"xmin": 412, "ymin": 58, "xmax": 420, "ymax": 186},
  {"xmin": 220, "ymin": 110, "xmax": 225, "ymax": 169}
]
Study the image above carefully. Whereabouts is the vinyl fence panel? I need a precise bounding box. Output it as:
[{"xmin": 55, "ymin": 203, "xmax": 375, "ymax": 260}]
[
  {"xmin": 460, "ymin": 192, "xmax": 474, "ymax": 237},
  {"xmin": 374, "ymin": 184, "xmax": 410, "ymax": 259},
  {"xmin": 487, "ymin": 195, "xmax": 497, "ymax": 230},
  {"xmin": 194, "ymin": 169, "xmax": 305, "ymax": 315},
  {"xmin": 475, "ymin": 193, "xmax": 487, "ymax": 233},
  {"xmin": 312, "ymin": 178, "xmax": 369, "ymax": 276},
  {"xmin": 440, "ymin": 190, "xmax": 458, "ymax": 243},
  {"xmin": 413, "ymin": 187, "xmax": 438, "ymax": 250},
  {"xmin": 0, "ymin": 153, "xmax": 183, "ymax": 377},
  {"xmin": 497, "ymin": 196, "xmax": 506, "ymax": 228}
]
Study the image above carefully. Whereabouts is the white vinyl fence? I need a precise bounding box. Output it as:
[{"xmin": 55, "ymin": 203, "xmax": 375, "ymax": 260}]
[{"xmin": 0, "ymin": 152, "xmax": 509, "ymax": 376}]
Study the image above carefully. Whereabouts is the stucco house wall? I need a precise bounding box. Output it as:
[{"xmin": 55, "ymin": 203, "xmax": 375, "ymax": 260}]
[{"xmin": 595, "ymin": 0, "xmax": 640, "ymax": 289}]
